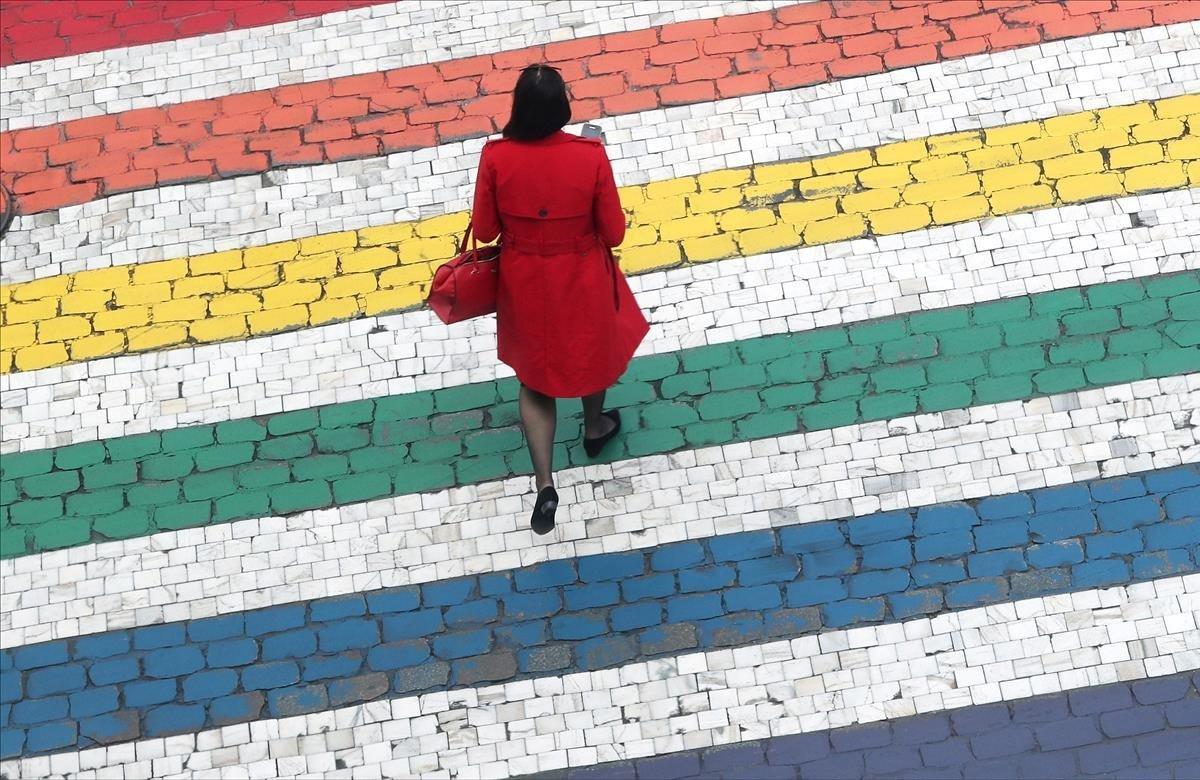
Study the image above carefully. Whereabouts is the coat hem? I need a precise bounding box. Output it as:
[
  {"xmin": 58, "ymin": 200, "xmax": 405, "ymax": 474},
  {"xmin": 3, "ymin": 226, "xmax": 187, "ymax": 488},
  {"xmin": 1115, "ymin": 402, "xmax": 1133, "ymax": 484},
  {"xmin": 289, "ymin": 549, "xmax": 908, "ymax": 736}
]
[{"xmin": 501, "ymin": 357, "xmax": 633, "ymax": 400}]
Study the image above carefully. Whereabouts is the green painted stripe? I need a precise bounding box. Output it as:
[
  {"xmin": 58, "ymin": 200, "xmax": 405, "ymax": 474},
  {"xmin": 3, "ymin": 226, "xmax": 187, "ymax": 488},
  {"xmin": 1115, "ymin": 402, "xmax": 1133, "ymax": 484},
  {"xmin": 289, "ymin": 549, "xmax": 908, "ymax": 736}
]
[{"xmin": 2, "ymin": 272, "xmax": 1197, "ymax": 558}]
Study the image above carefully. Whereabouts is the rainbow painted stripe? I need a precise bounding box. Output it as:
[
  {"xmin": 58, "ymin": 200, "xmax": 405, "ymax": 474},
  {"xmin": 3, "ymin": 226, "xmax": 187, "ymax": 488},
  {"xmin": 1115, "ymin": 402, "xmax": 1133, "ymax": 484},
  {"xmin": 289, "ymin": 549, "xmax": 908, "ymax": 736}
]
[{"xmin": 0, "ymin": 2, "xmax": 1197, "ymax": 776}]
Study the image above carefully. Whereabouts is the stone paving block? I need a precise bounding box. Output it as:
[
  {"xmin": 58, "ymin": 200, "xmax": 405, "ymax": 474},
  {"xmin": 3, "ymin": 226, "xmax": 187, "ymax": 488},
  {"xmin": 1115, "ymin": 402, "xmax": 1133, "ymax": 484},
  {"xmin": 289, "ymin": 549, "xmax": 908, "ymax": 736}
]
[
  {"xmin": 6, "ymin": 271, "xmax": 1198, "ymax": 557},
  {"xmin": 3, "ymin": 8, "xmax": 1200, "ymax": 775}
]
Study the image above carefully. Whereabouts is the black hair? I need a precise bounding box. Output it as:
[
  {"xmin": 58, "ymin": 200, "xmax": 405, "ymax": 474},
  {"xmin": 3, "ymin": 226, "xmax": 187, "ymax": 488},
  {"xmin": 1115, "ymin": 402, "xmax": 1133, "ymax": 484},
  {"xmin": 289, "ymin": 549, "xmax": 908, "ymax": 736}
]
[{"xmin": 501, "ymin": 64, "xmax": 571, "ymax": 141}]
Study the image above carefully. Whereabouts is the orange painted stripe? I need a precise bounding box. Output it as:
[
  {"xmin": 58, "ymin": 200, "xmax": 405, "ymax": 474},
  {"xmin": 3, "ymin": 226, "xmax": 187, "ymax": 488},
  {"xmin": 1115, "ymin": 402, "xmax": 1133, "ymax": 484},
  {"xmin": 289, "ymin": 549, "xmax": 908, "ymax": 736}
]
[{"xmin": 1, "ymin": 0, "xmax": 1195, "ymax": 216}]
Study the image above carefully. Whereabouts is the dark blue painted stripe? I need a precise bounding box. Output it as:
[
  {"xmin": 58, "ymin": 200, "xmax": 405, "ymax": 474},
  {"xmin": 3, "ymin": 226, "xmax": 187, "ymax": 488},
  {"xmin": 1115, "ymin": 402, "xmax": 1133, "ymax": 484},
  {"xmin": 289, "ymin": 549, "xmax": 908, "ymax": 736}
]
[
  {"xmin": 1, "ymin": 465, "xmax": 1197, "ymax": 758},
  {"xmin": 534, "ymin": 670, "xmax": 1200, "ymax": 780}
]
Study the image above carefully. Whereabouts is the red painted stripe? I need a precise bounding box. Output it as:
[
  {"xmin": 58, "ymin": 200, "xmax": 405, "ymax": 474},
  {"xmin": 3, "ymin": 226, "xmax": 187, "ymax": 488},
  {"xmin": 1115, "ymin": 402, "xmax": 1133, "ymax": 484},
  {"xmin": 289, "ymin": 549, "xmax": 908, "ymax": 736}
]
[
  {"xmin": 1, "ymin": 0, "xmax": 1194, "ymax": 217},
  {"xmin": 0, "ymin": 0, "xmax": 390, "ymax": 66}
]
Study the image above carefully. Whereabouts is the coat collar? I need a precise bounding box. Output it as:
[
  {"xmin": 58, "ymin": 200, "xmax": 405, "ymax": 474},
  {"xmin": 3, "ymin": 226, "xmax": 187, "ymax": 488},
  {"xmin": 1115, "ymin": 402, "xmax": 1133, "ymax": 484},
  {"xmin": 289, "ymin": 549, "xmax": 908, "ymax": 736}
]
[{"xmin": 523, "ymin": 130, "xmax": 574, "ymax": 145}]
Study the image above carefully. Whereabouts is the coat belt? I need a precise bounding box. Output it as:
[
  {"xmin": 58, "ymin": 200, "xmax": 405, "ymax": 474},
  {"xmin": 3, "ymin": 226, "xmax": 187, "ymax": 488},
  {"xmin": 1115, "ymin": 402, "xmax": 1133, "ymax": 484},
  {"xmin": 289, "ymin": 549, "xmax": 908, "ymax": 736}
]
[
  {"xmin": 500, "ymin": 233, "xmax": 597, "ymax": 254},
  {"xmin": 501, "ymin": 233, "xmax": 621, "ymax": 310}
]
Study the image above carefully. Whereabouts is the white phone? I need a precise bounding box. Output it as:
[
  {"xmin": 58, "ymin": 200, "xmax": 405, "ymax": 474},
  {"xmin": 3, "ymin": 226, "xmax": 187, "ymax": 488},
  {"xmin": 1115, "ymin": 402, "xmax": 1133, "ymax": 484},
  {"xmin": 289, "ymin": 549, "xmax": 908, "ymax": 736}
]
[{"xmin": 581, "ymin": 123, "xmax": 605, "ymax": 143}]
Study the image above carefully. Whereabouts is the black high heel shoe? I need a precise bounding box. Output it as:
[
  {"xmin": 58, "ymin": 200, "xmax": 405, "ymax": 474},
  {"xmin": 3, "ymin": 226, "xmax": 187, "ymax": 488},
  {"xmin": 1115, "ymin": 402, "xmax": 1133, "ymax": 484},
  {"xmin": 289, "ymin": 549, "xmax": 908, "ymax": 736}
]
[
  {"xmin": 531, "ymin": 486, "xmax": 558, "ymax": 535},
  {"xmin": 583, "ymin": 410, "xmax": 621, "ymax": 458}
]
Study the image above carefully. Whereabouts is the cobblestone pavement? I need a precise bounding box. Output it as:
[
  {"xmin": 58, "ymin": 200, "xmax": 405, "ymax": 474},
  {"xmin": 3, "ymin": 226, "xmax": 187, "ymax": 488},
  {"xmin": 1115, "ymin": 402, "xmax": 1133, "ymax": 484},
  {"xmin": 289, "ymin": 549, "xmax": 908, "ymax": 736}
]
[{"xmin": 1, "ymin": 1, "xmax": 1198, "ymax": 778}]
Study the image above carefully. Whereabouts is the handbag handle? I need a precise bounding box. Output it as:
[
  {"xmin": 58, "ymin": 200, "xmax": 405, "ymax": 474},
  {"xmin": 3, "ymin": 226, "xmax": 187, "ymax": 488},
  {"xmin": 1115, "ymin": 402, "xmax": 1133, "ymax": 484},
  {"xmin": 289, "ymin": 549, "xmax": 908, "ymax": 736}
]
[{"xmin": 457, "ymin": 220, "xmax": 479, "ymax": 256}]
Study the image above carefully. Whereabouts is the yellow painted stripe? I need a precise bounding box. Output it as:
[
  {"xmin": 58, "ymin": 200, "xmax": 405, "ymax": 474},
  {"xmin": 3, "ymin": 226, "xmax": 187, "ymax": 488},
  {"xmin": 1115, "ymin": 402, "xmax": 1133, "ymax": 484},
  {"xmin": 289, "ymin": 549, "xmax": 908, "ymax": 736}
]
[{"xmin": 2, "ymin": 95, "xmax": 1199, "ymax": 374}]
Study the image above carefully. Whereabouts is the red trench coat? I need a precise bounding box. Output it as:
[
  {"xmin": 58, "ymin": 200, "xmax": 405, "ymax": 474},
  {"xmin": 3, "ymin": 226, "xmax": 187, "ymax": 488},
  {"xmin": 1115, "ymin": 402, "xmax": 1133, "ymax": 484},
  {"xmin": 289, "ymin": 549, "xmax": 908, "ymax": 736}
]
[{"xmin": 471, "ymin": 130, "xmax": 649, "ymax": 398}]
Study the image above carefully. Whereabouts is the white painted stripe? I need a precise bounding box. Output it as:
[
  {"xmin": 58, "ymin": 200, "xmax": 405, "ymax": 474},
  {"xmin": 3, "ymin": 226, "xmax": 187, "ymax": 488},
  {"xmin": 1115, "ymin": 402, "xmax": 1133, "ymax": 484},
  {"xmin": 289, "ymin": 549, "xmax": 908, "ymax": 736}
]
[
  {"xmin": 0, "ymin": 0, "xmax": 803, "ymax": 130},
  {"xmin": 2, "ymin": 373, "xmax": 1193, "ymax": 648},
  {"xmin": 3, "ymin": 189, "xmax": 1195, "ymax": 453},
  {"xmin": 5, "ymin": 575, "xmax": 1196, "ymax": 778},
  {"xmin": 4, "ymin": 20, "xmax": 1196, "ymax": 284}
]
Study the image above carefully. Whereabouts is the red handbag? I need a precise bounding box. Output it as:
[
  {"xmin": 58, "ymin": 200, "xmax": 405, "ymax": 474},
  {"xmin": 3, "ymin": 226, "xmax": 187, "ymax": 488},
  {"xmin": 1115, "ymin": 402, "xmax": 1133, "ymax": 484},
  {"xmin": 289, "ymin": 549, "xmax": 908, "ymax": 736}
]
[{"xmin": 427, "ymin": 221, "xmax": 500, "ymax": 325}]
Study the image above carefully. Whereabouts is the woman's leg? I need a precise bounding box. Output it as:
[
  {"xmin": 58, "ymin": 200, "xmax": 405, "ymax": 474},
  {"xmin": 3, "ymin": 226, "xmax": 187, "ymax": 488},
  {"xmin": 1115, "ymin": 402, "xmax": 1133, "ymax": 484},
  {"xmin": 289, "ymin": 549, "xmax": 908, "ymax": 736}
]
[
  {"xmin": 582, "ymin": 389, "xmax": 616, "ymax": 439},
  {"xmin": 519, "ymin": 384, "xmax": 557, "ymax": 491}
]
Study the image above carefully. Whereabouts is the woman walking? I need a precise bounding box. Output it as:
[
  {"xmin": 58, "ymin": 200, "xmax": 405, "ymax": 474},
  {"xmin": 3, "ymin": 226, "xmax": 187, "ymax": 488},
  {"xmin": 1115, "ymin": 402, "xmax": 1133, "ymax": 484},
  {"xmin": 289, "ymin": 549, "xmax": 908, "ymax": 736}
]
[{"xmin": 471, "ymin": 64, "xmax": 649, "ymax": 535}]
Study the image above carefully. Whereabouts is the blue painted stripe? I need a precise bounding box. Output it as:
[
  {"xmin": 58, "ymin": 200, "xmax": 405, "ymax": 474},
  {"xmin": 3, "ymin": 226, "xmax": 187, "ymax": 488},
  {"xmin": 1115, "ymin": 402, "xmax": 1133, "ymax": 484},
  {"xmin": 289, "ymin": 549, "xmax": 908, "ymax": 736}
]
[
  {"xmin": 535, "ymin": 670, "xmax": 1200, "ymax": 780},
  {"xmin": 1, "ymin": 465, "xmax": 1197, "ymax": 758}
]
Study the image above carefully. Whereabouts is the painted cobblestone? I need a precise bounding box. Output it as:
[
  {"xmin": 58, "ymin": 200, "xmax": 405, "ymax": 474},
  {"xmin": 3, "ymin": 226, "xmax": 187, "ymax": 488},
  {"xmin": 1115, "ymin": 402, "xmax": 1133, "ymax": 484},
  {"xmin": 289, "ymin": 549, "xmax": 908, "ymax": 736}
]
[
  {"xmin": 0, "ymin": 465, "xmax": 1195, "ymax": 757},
  {"xmin": 5, "ymin": 2, "xmax": 1197, "ymax": 216},
  {"xmin": 5, "ymin": 189, "xmax": 1192, "ymax": 454},
  {"xmin": 3, "ymin": 272, "xmax": 1197, "ymax": 557},
  {"xmin": 2, "ymin": 577, "xmax": 1195, "ymax": 776},
  {"xmin": 0, "ymin": 1, "xmax": 388, "ymax": 67},
  {"xmin": 2, "ymin": 2, "xmax": 805, "ymax": 137},
  {"xmin": 3, "ymin": 98, "xmax": 1200, "ymax": 373},
  {"xmin": 535, "ymin": 671, "xmax": 1200, "ymax": 780},
  {"xmin": 2, "ymin": 1, "xmax": 1199, "ymax": 774},
  {"xmin": 5, "ymin": 375, "xmax": 1190, "ymax": 652},
  {"xmin": 8, "ymin": 23, "xmax": 1196, "ymax": 291}
]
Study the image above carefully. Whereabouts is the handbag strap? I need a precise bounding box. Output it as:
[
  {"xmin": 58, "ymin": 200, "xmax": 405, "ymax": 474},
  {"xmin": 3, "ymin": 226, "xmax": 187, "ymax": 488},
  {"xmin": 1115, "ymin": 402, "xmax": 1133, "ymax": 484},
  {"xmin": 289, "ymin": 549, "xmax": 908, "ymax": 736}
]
[{"xmin": 457, "ymin": 221, "xmax": 476, "ymax": 255}]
